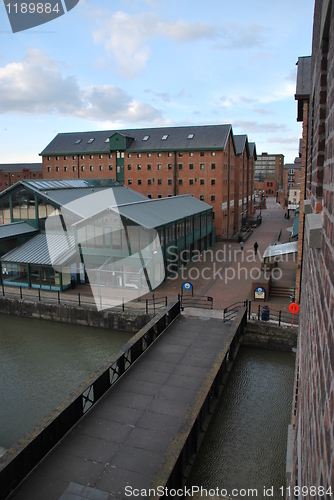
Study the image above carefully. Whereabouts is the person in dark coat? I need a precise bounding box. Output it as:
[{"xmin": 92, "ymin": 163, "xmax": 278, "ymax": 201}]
[{"xmin": 254, "ymin": 241, "xmax": 259, "ymax": 255}]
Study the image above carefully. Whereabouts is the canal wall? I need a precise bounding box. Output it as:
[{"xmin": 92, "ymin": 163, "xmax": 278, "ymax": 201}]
[
  {"xmin": 243, "ymin": 319, "xmax": 298, "ymax": 351},
  {"xmin": 0, "ymin": 296, "xmax": 151, "ymax": 333}
]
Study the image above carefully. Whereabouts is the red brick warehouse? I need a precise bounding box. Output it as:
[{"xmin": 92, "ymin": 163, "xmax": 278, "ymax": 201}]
[{"xmin": 40, "ymin": 124, "xmax": 257, "ymax": 240}]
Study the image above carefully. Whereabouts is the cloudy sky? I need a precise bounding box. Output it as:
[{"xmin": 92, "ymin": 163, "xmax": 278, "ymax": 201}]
[{"xmin": 0, "ymin": 0, "xmax": 314, "ymax": 164}]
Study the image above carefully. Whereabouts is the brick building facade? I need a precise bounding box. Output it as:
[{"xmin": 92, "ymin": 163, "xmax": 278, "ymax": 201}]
[
  {"xmin": 288, "ymin": 1, "xmax": 334, "ymax": 491},
  {"xmin": 0, "ymin": 164, "xmax": 43, "ymax": 192},
  {"xmin": 40, "ymin": 125, "xmax": 256, "ymax": 240}
]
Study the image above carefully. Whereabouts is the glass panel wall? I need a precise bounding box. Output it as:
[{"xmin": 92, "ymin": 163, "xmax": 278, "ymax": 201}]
[{"xmin": 1, "ymin": 263, "xmax": 28, "ymax": 286}]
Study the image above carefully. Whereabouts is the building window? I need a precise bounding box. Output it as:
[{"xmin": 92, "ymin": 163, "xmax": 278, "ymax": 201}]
[
  {"xmin": 99, "ymin": 154, "xmax": 103, "ymax": 159},
  {"xmin": 211, "ymin": 152, "xmax": 216, "ymax": 157},
  {"xmin": 109, "ymin": 165, "xmax": 113, "ymax": 171},
  {"xmin": 127, "ymin": 165, "xmax": 131, "ymax": 170},
  {"xmin": 178, "ymin": 152, "xmax": 183, "ymax": 157},
  {"xmin": 90, "ymin": 165, "xmax": 94, "ymax": 171},
  {"xmin": 200, "ymin": 164, "xmax": 204, "ymax": 170},
  {"xmin": 56, "ymin": 156, "xmax": 60, "ymax": 160},
  {"xmin": 189, "ymin": 179, "xmax": 194, "ymax": 185},
  {"xmin": 148, "ymin": 179, "xmax": 152, "ymax": 185},
  {"xmin": 168, "ymin": 179, "xmax": 172, "ymax": 185},
  {"xmin": 211, "ymin": 163, "xmax": 216, "ymax": 169},
  {"xmin": 56, "ymin": 166, "xmax": 60, "ymax": 172},
  {"xmin": 168, "ymin": 152, "xmax": 172, "ymax": 157},
  {"xmin": 81, "ymin": 166, "xmax": 85, "ymax": 171},
  {"xmin": 73, "ymin": 166, "xmax": 76, "ymax": 172},
  {"xmin": 109, "ymin": 154, "xmax": 112, "ymax": 159},
  {"xmin": 168, "ymin": 164, "xmax": 172, "ymax": 170},
  {"xmin": 147, "ymin": 194, "xmax": 152, "ymax": 199},
  {"xmin": 147, "ymin": 164, "xmax": 151, "ymax": 170},
  {"xmin": 200, "ymin": 152, "xmax": 204, "ymax": 157},
  {"xmin": 211, "ymin": 195, "xmax": 215, "ymax": 202},
  {"xmin": 189, "ymin": 163, "xmax": 194, "ymax": 170},
  {"xmin": 64, "ymin": 166, "xmax": 68, "ymax": 172},
  {"xmin": 158, "ymin": 194, "xmax": 162, "ymax": 198},
  {"xmin": 212, "ymin": 211, "xmax": 215, "ymax": 220},
  {"xmin": 64, "ymin": 156, "xmax": 68, "ymax": 160},
  {"xmin": 200, "ymin": 195, "xmax": 204, "ymax": 201},
  {"xmin": 211, "ymin": 179, "xmax": 216, "ymax": 185},
  {"xmin": 137, "ymin": 153, "xmax": 141, "ymax": 158},
  {"xmin": 188, "ymin": 134, "xmax": 194, "ymax": 139},
  {"xmin": 179, "ymin": 179, "xmax": 183, "ymax": 185},
  {"xmin": 137, "ymin": 164, "xmax": 141, "ymax": 170},
  {"xmin": 158, "ymin": 164, "xmax": 162, "ymax": 170},
  {"xmin": 72, "ymin": 155, "xmax": 76, "ymax": 160},
  {"xmin": 147, "ymin": 152, "xmax": 151, "ymax": 158},
  {"xmin": 47, "ymin": 156, "xmax": 51, "ymax": 161},
  {"xmin": 200, "ymin": 179, "xmax": 204, "ymax": 185},
  {"xmin": 161, "ymin": 135, "xmax": 168, "ymax": 141},
  {"xmin": 128, "ymin": 179, "xmax": 132, "ymax": 185},
  {"xmin": 99, "ymin": 165, "xmax": 103, "ymax": 171},
  {"xmin": 127, "ymin": 153, "xmax": 131, "ymax": 158},
  {"xmin": 189, "ymin": 152, "xmax": 193, "ymax": 157},
  {"xmin": 157, "ymin": 152, "xmax": 162, "ymax": 157},
  {"xmin": 158, "ymin": 179, "xmax": 162, "ymax": 185},
  {"xmin": 178, "ymin": 164, "xmax": 183, "ymax": 170},
  {"xmin": 87, "ymin": 138, "xmax": 95, "ymax": 144},
  {"xmin": 90, "ymin": 155, "xmax": 94, "ymax": 159},
  {"xmin": 47, "ymin": 166, "xmax": 51, "ymax": 172},
  {"xmin": 81, "ymin": 155, "xmax": 85, "ymax": 160},
  {"xmin": 138, "ymin": 179, "xmax": 142, "ymax": 185}
]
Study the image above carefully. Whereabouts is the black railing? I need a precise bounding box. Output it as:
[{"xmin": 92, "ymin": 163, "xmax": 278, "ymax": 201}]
[
  {"xmin": 0, "ymin": 285, "xmax": 167, "ymax": 315},
  {"xmin": 178, "ymin": 294, "xmax": 213, "ymax": 310},
  {"xmin": 223, "ymin": 300, "xmax": 248, "ymax": 322},
  {"xmin": 0, "ymin": 300, "xmax": 181, "ymax": 500}
]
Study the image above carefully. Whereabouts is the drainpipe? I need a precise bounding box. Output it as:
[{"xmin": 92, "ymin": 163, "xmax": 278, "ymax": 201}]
[
  {"xmin": 227, "ymin": 137, "xmax": 230, "ymax": 237},
  {"xmin": 173, "ymin": 151, "xmax": 177, "ymax": 196}
]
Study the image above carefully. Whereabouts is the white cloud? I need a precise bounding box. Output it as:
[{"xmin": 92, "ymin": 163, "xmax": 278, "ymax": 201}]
[
  {"xmin": 232, "ymin": 120, "xmax": 288, "ymax": 133},
  {"xmin": 91, "ymin": 10, "xmax": 266, "ymax": 78},
  {"xmin": 0, "ymin": 50, "xmax": 162, "ymax": 123},
  {"xmin": 268, "ymin": 136, "xmax": 298, "ymax": 144}
]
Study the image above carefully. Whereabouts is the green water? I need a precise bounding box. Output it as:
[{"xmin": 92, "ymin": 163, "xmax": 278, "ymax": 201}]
[
  {"xmin": 187, "ymin": 346, "xmax": 295, "ymax": 500},
  {"xmin": 0, "ymin": 314, "xmax": 132, "ymax": 450}
]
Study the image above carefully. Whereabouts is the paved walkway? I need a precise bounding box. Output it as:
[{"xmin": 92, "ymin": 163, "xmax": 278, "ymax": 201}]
[
  {"xmin": 9, "ymin": 313, "xmax": 236, "ymax": 500},
  {"xmin": 149, "ymin": 198, "xmax": 297, "ymax": 313}
]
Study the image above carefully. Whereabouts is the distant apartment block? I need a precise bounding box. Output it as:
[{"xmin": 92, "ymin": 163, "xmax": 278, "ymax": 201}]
[
  {"xmin": 254, "ymin": 152, "xmax": 284, "ymax": 196},
  {"xmin": 0, "ymin": 163, "xmax": 43, "ymax": 192}
]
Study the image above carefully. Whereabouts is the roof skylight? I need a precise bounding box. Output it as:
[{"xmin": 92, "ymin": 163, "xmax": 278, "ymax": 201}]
[
  {"xmin": 188, "ymin": 134, "xmax": 194, "ymax": 139},
  {"xmin": 87, "ymin": 138, "xmax": 95, "ymax": 144},
  {"xmin": 142, "ymin": 135, "xmax": 150, "ymax": 141},
  {"xmin": 75, "ymin": 139, "xmax": 82, "ymax": 144},
  {"xmin": 161, "ymin": 134, "xmax": 168, "ymax": 140},
  {"xmin": 105, "ymin": 138, "xmax": 110, "ymax": 143}
]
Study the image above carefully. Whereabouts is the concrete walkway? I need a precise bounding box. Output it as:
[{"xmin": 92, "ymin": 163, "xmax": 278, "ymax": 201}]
[{"xmin": 9, "ymin": 313, "xmax": 236, "ymax": 500}]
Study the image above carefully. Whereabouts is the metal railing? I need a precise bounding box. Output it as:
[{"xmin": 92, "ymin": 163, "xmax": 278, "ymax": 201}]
[
  {"xmin": 0, "ymin": 284, "xmax": 167, "ymax": 315},
  {"xmin": 223, "ymin": 300, "xmax": 248, "ymax": 322},
  {"xmin": 178, "ymin": 294, "xmax": 213, "ymax": 310}
]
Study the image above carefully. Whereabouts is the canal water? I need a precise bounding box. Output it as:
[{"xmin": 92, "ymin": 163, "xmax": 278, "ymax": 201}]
[
  {"xmin": 187, "ymin": 346, "xmax": 295, "ymax": 500},
  {"xmin": 0, "ymin": 314, "xmax": 132, "ymax": 451}
]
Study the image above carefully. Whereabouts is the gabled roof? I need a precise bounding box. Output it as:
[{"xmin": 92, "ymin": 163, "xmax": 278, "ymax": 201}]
[
  {"xmin": 248, "ymin": 142, "xmax": 257, "ymax": 160},
  {"xmin": 0, "ymin": 163, "xmax": 42, "ymax": 172},
  {"xmin": 0, "ymin": 180, "xmax": 147, "ymax": 216},
  {"xmin": 233, "ymin": 134, "xmax": 251, "ymax": 157},
  {"xmin": 295, "ymin": 56, "xmax": 311, "ymax": 99},
  {"xmin": 40, "ymin": 125, "xmax": 233, "ymax": 156},
  {"xmin": 0, "ymin": 222, "xmax": 38, "ymax": 240}
]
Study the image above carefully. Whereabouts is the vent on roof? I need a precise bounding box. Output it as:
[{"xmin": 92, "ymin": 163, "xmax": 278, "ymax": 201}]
[
  {"xmin": 87, "ymin": 138, "xmax": 95, "ymax": 144},
  {"xmin": 161, "ymin": 134, "xmax": 168, "ymax": 140},
  {"xmin": 143, "ymin": 135, "xmax": 150, "ymax": 141},
  {"xmin": 188, "ymin": 134, "xmax": 194, "ymax": 139},
  {"xmin": 75, "ymin": 139, "xmax": 82, "ymax": 144},
  {"xmin": 105, "ymin": 138, "xmax": 109, "ymax": 143}
]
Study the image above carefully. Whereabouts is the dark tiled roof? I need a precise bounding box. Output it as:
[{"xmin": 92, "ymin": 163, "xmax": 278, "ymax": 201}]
[
  {"xmin": 295, "ymin": 56, "xmax": 311, "ymax": 98},
  {"xmin": 40, "ymin": 125, "xmax": 233, "ymax": 156},
  {"xmin": 234, "ymin": 135, "xmax": 248, "ymax": 156},
  {"xmin": 248, "ymin": 142, "xmax": 257, "ymax": 160},
  {"xmin": 0, "ymin": 163, "xmax": 42, "ymax": 172}
]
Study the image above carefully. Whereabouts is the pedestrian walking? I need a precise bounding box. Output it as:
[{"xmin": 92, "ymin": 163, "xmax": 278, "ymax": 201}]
[
  {"xmin": 254, "ymin": 241, "xmax": 259, "ymax": 255},
  {"xmin": 240, "ymin": 240, "xmax": 244, "ymax": 251}
]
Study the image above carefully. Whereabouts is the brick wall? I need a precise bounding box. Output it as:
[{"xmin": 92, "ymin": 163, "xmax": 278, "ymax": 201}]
[{"xmin": 289, "ymin": 0, "xmax": 334, "ymax": 491}]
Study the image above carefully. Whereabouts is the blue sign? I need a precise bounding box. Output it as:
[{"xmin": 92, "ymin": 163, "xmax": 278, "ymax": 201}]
[
  {"xmin": 254, "ymin": 287, "xmax": 265, "ymax": 300},
  {"xmin": 182, "ymin": 281, "xmax": 193, "ymax": 291}
]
